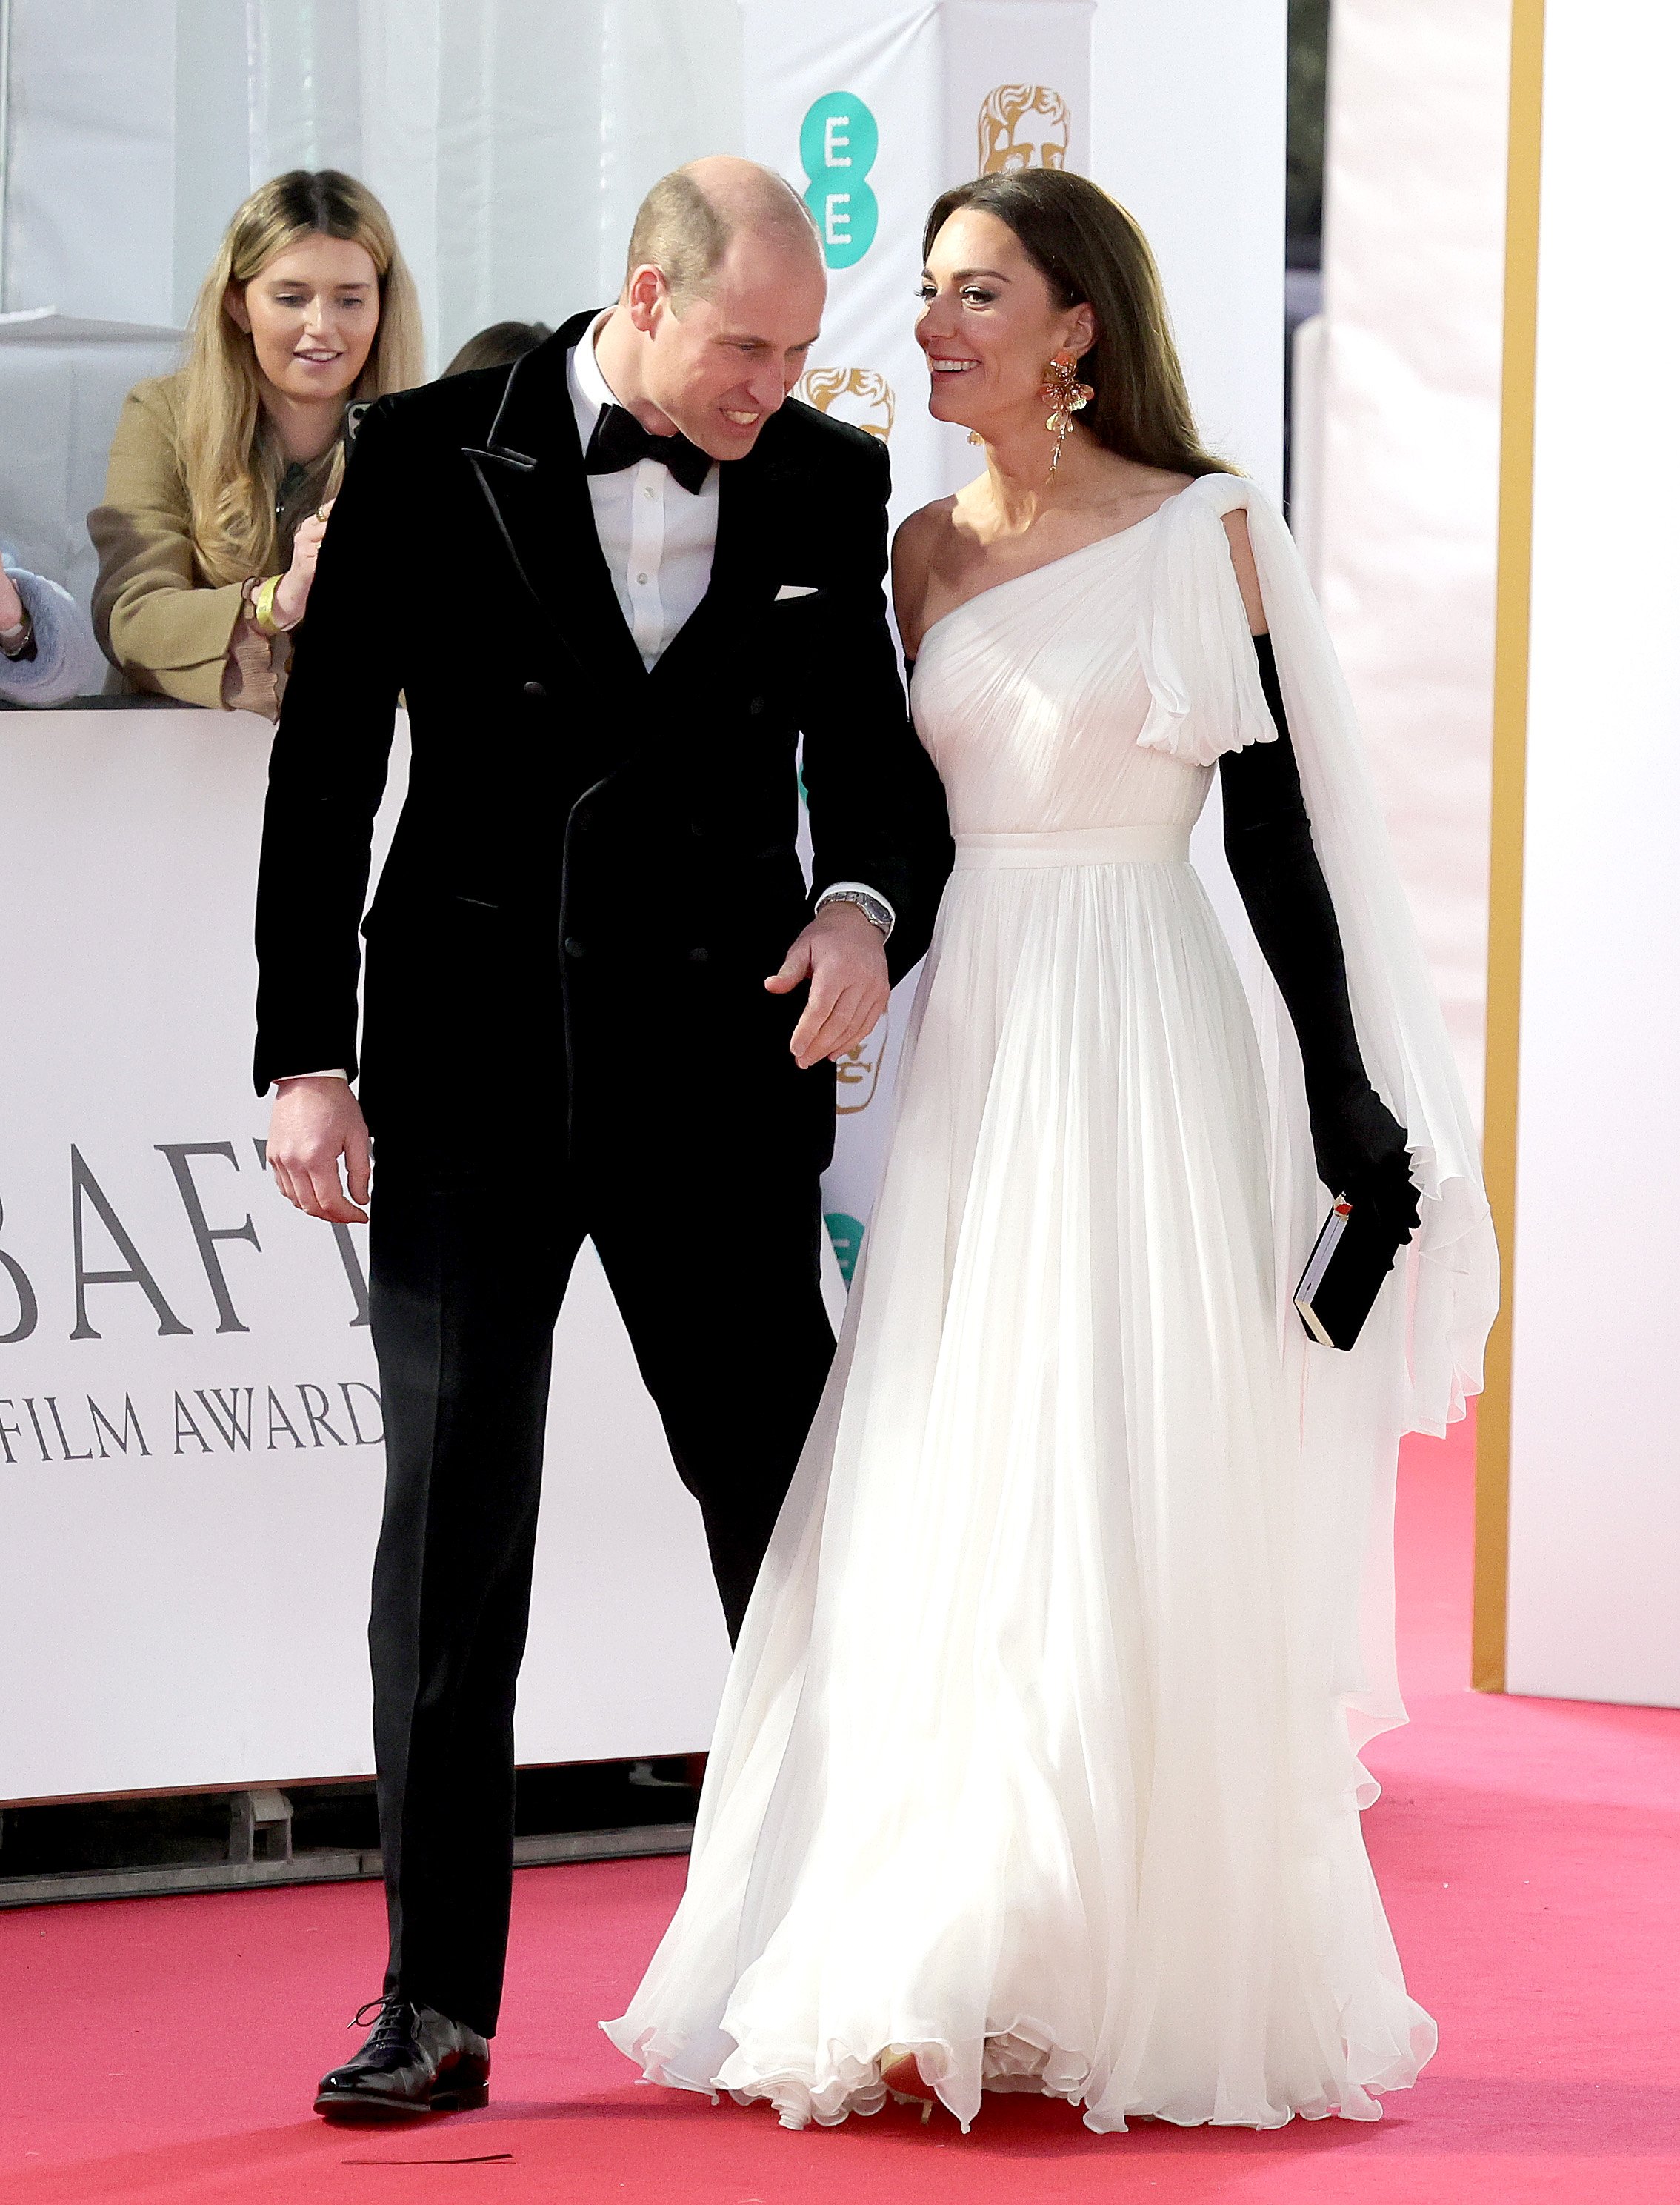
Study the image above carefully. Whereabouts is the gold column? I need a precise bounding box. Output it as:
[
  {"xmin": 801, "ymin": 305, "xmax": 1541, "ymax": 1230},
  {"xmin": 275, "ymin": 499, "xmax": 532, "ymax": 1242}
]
[{"xmin": 1474, "ymin": 0, "xmax": 1547, "ymax": 1694}]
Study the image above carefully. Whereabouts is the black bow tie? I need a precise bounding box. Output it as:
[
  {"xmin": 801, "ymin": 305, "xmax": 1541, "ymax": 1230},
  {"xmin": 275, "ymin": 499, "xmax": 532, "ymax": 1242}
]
[{"xmin": 583, "ymin": 403, "xmax": 712, "ymax": 495}]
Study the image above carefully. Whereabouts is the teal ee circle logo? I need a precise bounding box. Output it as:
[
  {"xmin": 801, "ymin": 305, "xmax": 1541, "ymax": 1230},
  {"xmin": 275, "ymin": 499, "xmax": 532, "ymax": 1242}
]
[
  {"xmin": 800, "ymin": 93, "xmax": 879, "ymax": 270},
  {"xmin": 824, "ymin": 1211, "xmax": 865, "ymax": 1286}
]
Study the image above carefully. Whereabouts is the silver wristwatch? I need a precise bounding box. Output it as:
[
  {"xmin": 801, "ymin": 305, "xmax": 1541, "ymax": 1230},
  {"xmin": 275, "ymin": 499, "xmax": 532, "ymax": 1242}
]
[{"xmin": 819, "ymin": 887, "xmax": 893, "ymax": 939}]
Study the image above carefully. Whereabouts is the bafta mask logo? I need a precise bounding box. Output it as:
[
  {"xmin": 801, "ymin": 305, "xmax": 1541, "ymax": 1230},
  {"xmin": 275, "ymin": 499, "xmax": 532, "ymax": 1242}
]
[
  {"xmin": 834, "ymin": 1013, "xmax": 887, "ymax": 1113},
  {"xmin": 794, "ymin": 367, "xmax": 896, "ymax": 441},
  {"xmin": 978, "ymin": 84, "xmax": 1070, "ymax": 174}
]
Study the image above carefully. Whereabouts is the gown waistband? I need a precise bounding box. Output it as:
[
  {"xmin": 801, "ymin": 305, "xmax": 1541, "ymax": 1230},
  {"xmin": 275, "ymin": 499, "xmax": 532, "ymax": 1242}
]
[{"xmin": 953, "ymin": 824, "xmax": 1193, "ymax": 869}]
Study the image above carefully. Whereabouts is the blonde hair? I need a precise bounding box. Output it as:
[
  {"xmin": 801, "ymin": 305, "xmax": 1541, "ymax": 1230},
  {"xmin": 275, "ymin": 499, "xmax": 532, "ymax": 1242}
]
[
  {"xmin": 179, "ymin": 170, "xmax": 424, "ymax": 587},
  {"xmin": 625, "ymin": 161, "xmax": 818, "ymax": 308}
]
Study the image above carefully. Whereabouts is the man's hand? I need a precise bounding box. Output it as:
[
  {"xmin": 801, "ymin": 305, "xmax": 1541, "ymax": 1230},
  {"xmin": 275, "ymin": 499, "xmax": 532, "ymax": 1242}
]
[
  {"xmin": 267, "ymin": 1075, "xmax": 372, "ymax": 1224},
  {"xmin": 766, "ymin": 901, "xmax": 890, "ymax": 1070}
]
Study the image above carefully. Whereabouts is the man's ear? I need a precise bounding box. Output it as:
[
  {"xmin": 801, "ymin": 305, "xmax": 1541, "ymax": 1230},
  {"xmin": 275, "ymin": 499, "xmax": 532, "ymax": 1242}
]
[
  {"xmin": 624, "ymin": 263, "xmax": 670, "ymax": 336},
  {"xmin": 223, "ymin": 282, "xmax": 252, "ymax": 334}
]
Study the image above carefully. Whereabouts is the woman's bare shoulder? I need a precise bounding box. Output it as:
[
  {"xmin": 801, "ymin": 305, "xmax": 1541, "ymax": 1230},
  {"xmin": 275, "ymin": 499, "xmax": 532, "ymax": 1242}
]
[
  {"xmin": 1218, "ymin": 505, "xmax": 1266, "ymax": 634},
  {"xmin": 1138, "ymin": 462, "xmax": 1197, "ymax": 499},
  {"xmin": 893, "ymin": 496, "xmax": 960, "ymax": 569},
  {"xmin": 891, "ymin": 496, "xmax": 960, "ymax": 658}
]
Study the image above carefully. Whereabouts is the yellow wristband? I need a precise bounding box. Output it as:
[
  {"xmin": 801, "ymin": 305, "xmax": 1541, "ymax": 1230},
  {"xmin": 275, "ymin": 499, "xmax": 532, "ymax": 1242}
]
[{"xmin": 251, "ymin": 574, "xmax": 284, "ymax": 639}]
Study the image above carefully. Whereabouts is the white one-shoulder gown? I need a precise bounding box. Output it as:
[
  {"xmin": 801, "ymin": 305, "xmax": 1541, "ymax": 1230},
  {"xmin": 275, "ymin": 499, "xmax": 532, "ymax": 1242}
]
[{"xmin": 604, "ymin": 476, "xmax": 1496, "ymax": 2135}]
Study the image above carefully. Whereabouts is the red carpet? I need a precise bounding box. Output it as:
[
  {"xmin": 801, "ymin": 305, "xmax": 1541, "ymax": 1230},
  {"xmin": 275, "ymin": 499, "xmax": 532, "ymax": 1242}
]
[{"xmin": 4, "ymin": 1410, "xmax": 1679, "ymax": 2204}]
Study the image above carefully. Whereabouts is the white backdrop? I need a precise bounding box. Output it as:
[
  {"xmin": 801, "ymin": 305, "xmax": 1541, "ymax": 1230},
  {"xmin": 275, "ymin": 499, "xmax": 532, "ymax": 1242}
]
[
  {"xmin": 750, "ymin": 0, "xmax": 1287, "ymax": 1260},
  {"xmin": 0, "ymin": 714, "xmax": 742, "ymax": 1803},
  {"xmin": 1, "ymin": 0, "xmax": 742, "ymax": 368},
  {"xmin": 0, "ymin": 312, "xmax": 184, "ymax": 620},
  {"xmin": 744, "ymin": 0, "xmax": 1093, "ymax": 532},
  {"xmin": 1088, "ymin": 0, "xmax": 1284, "ymax": 504},
  {"xmin": 1311, "ymin": 0, "xmax": 1510, "ymax": 1123},
  {"xmin": 1503, "ymin": 0, "xmax": 1680, "ymax": 1709},
  {"xmin": 747, "ymin": 0, "xmax": 1095, "ymax": 1262}
]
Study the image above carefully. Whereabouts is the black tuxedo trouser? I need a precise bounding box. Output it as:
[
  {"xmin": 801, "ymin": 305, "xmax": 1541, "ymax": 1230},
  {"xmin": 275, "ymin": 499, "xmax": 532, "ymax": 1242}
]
[{"xmin": 364, "ymin": 1134, "xmax": 836, "ymax": 2038}]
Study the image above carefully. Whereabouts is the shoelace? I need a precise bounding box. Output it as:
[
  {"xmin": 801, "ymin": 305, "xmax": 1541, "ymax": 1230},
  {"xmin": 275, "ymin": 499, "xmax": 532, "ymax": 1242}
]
[{"xmin": 350, "ymin": 1994, "xmax": 418, "ymax": 2049}]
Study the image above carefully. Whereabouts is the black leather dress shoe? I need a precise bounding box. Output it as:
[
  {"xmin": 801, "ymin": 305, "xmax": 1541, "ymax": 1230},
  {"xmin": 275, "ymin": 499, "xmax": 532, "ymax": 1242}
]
[{"xmin": 314, "ymin": 1996, "xmax": 491, "ymax": 2121}]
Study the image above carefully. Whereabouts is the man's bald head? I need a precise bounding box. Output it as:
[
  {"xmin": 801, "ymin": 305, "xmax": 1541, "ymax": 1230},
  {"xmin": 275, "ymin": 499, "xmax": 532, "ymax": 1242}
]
[
  {"xmin": 624, "ymin": 156, "xmax": 821, "ymax": 307},
  {"xmin": 600, "ymin": 155, "xmax": 826, "ymax": 462}
]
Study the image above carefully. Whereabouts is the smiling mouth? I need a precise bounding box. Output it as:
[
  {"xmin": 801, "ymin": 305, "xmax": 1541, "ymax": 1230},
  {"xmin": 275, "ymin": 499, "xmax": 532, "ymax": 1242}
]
[
  {"xmin": 721, "ymin": 408, "xmax": 760, "ymax": 426},
  {"xmin": 927, "ymin": 357, "xmax": 979, "ymax": 373},
  {"xmin": 295, "ymin": 350, "xmax": 342, "ymax": 365}
]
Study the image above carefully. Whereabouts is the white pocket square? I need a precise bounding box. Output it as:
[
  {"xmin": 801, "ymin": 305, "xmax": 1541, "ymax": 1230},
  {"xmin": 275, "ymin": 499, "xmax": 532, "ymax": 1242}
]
[{"xmin": 775, "ymin": 583, "xmax": 819, "ymax": 599}]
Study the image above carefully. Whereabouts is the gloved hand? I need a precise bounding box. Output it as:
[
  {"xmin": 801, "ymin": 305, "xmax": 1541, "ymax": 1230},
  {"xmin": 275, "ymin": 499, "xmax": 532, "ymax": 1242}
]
[{"xmin": 1306, "ymin": 1077, "xmax": 1421, "ymax": 1239}]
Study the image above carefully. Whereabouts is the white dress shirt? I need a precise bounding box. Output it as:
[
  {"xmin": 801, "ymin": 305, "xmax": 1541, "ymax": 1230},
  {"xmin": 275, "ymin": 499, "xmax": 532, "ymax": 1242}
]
[
  {"xmin": 569, "ymin": 310, "xmax": 720, "ymax": 671},
  {"xmin": 275, "ymin": 316, "xmax": 892, "ymax": 1088}
]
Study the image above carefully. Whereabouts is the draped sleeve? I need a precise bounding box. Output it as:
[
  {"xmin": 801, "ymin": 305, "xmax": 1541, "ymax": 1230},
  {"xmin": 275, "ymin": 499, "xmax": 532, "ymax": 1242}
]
[
  {"xmin": 1135, "ymin": 478, "xmax": 1277, "ymax": 766},
  {"xmin": 1161, "ymin": 472, "xmax": 1499, "ymax": 1757}
]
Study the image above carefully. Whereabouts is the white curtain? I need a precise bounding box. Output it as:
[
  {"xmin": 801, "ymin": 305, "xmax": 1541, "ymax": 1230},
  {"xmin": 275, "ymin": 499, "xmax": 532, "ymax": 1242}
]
[
  {"xmin": 0, "ymin": 0, "xmax": 743, "ymax": 591},
  {"xmin": 1314, "ymin": 0, "xmax": 1511, "ymax": 1123},
  {"xmin": 5, "ymin": 0, "xmax": 744, "ymax": 367}
]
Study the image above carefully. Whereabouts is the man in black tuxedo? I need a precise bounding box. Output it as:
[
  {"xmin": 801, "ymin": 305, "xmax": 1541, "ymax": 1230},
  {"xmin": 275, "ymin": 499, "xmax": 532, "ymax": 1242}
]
[{"xmin": 254, "ymin": 158, "xmax": 952, "ymax": 2120}]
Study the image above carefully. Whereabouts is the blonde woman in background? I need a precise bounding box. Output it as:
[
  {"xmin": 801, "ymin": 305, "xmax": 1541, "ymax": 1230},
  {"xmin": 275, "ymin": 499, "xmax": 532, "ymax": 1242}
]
[{"xmin": 90, "ymin": 170, "xmax": 422, "ymax": 716}]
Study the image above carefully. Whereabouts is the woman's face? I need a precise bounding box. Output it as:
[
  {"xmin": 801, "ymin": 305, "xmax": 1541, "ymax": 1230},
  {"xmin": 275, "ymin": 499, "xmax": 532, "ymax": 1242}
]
[
  {"xmin": 226, "ymin": 236, "xmax": 381, "ymax": 407},
  {"xmin": 916, "ymin": 208, "xmax": 1094, "ymax": 441}
]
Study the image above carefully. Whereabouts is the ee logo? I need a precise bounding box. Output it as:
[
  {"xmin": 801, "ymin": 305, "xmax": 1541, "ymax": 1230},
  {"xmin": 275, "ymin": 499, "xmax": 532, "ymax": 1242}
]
[{"xmin": 799, "ymin": 92, "xmax": 879, "ymax": 269}]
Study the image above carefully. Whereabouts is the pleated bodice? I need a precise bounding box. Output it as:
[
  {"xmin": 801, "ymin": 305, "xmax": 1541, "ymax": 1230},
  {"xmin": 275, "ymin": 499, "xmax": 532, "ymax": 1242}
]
[{"xmin": 911, "ymin": 506, "xmax": 1216, "ymax": 843}]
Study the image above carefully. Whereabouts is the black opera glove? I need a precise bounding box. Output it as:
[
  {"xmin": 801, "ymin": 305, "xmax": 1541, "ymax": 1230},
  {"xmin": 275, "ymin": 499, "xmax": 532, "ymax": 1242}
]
[
  {"xmin": 1304, "ymin": 1072, "xmax": 1421, "ymax": 1241},
  {"xmin": 1220, "ymin": 633, "xmax": 1422, "ymax": 1242}
]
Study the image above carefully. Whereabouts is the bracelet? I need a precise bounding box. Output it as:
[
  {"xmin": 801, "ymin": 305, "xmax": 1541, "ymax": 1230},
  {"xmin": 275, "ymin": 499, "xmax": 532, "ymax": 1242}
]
[
  {"xmin": 250, "ymin": 574, "xmax": 286, "ymax": 639},
  {"xmin": 819, "ymin": 887, "xmax": 893, "ymax": 937}
]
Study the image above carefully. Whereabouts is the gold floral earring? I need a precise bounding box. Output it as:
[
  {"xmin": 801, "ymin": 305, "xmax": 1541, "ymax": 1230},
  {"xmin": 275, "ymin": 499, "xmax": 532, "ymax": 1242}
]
[{"xmin": 1040, "ymin": 350, "xmax": 1094, "ymax": 479}]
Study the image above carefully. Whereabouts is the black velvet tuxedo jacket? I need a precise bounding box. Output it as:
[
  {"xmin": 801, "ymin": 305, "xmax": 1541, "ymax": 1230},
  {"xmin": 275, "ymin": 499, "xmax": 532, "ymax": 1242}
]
[{"xmin": 253, "ymin": 311, "xmax": 953, "ymax": 1168}]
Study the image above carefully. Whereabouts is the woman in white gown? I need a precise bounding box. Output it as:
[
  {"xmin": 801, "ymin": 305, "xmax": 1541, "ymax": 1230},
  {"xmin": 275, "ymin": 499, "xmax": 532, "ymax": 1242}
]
[{"xmin": 606, "ymin": 172, "xmax": 1496, "ymax": 2136}]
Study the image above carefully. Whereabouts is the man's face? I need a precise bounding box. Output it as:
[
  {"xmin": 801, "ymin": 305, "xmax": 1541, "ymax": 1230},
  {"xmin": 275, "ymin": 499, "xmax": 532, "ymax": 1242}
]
[{"xmin": 633, "ymin": 236, "xmax": 826, "ymax": 460}]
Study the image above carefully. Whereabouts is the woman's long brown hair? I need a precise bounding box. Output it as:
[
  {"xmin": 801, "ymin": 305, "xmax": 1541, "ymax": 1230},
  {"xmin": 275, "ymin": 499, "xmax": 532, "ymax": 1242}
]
[{"xmin": 924, "ymin": 170, "xmax": 1233, "ymax": 479}]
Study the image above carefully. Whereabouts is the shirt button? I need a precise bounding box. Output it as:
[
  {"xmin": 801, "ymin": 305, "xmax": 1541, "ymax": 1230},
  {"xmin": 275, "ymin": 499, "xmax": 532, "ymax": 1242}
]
[
  {"xmin": 636, "ymin": 571, "xmax": 650, "ymax": 585},
  {"xmin": 563, "ymin": 937, "xmax": 586, "ymax": 960},
  {"xmin": 523, "ymin": 679, "xmax": 546, "ymax": 699},
  {"xmin": 642, "ymin": 485, "xmax": 656, "ymax": 500},
  {"xmin": 688, "ymin": 946, "xmax": 710, "ymax": 964}
]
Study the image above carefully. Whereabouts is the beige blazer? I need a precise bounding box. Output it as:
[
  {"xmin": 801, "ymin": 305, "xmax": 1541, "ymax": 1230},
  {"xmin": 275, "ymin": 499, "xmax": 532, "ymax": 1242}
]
[{"xmin": 90, "ymin": 375, "xmax": 292, "ymax": 714}]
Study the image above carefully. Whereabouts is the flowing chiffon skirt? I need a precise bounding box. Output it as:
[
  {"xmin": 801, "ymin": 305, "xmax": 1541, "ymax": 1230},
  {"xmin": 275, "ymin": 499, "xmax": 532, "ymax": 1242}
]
[{"xmin": 604, "ymin": 846, "xmax": 1437, "ymax": 2133}]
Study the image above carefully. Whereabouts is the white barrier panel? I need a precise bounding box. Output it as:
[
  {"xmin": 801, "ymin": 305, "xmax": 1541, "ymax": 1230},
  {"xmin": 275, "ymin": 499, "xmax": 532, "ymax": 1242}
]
[
  {"xmin": 0, "ymin": 711, "xmax": 735, "ymax": 1803},
  {"xmin": 1501, "ymin": 0, "xmax": 1680, "ymax": 1708}
]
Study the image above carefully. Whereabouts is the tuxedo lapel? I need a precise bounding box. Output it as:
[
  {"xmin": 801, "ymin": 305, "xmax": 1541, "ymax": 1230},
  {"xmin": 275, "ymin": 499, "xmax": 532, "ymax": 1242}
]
[{"xmin": 461, "ymin": 312, "xmax": 648, "ymax": 695}]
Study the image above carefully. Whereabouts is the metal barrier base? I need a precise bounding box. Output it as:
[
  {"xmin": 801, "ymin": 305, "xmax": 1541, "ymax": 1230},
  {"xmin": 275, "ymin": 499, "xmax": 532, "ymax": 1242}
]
[{"xmin": 0, "ymin": 1820, "xmax": 693, "ymax": 1909}]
